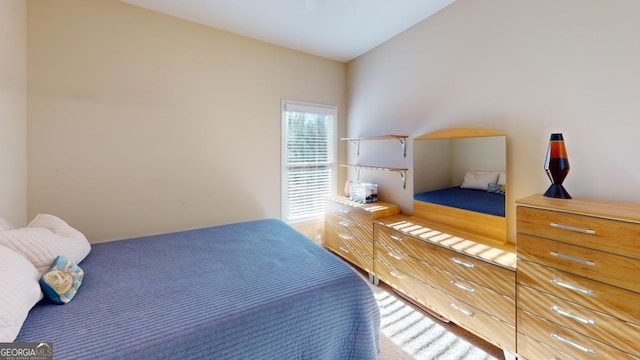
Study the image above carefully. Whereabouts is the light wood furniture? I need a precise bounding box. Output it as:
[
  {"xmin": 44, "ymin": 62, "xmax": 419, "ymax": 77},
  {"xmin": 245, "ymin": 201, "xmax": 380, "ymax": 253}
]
[
  {"xmin": 516, "ymin": 194, "xmax": 640, "ymax": 360},
  {"xmin": 374, "ymin": 215, "xmax": 518, "ymax": 355},
  {"xmin": 413, "ymin": 200, "xmax": 507, "ymax": 245},
  {"xmin": 324, "ymin": 196, "xmax": 400, "ymax": 274}
]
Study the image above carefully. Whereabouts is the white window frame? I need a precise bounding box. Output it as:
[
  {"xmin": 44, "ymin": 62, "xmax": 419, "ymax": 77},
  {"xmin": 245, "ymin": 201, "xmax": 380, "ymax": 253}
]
[{"xmin": 281, "ymin": 100, "xmax": 337, "ymax": 224}]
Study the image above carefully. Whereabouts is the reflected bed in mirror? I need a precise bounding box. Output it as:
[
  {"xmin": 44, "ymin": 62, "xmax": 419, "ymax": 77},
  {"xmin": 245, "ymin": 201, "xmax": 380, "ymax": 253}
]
[{"xmin": 413, "ymin": 128, "xmax": 507, "ymax": 244}]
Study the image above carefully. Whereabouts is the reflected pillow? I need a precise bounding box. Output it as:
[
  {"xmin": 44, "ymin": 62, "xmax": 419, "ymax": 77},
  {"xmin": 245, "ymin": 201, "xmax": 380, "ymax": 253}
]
[
  {"xmin": 40, "ymin": 255, "xmax": 84, "ymax": 304},
  {"xmin": 497, "ymin": 172, "xmax": 507, "ymax": 186},
  {"xmin": 460, "ymin": 171, "xmax": 500, "ymax": 190}
]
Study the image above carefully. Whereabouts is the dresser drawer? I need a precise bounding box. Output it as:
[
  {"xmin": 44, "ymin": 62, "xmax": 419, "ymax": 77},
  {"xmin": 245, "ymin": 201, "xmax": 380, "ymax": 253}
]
[
  {"xmin": 517, "ymin": 260, "xmax": 640, "ymax": 326},
  {"xmin": 422, "ymin": 245, "xmax": 515, "ymax": 297},
  {"xmin": 374, "ymin": 256, "xmax": 425, "ymax": 299},
  {"xmin": 324, "ymin": 225, "xmax": 348, "ymax": 253},
  {"xmin": 517, "ymin": 332, "xmax": 578, "ymax": 360},
  {"xmin": 518, "ymin": 284, "xmax": 640, "ymax": 356},
  {"xmin": 345, "ymin": 244, "xmax": 373, "ymax": 273},
  {"xmin": 518, "ymin": 233, "xmax": 640, "ymax": 292},
  {"xmin": 518, "ymin": 310, "xmax": 640, "ymax": 360},
  {"xmin": 433, "ymin": 288, "xmax": 516, "ymax": 353},
  {"xmin": 374, "ymin": 241, "xmax": 425, "ymax": 280},
  {"xmin": 375, "ymin": 225, "xmax": 426, "ymax": 260},
  {"xmin": 427, "ymin": 265, "xmax": 515, "ymax": 324},
  {"xmin": 517, "ymin": 206, "xmax": 640, "ymax": 259},
  {"xmin": 325, "ymin": 232, "xmax": 373, "ymax": 272},
  {"xmin": 326, "ymin": 201, "xmax": 373, "ymax": 239}
]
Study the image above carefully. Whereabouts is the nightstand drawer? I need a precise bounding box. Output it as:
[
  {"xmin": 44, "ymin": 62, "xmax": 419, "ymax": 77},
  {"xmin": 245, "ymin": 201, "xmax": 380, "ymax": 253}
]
[
  {"xmin": 518, "ymin": 284, "xmax": 640, "ymax": 356},
  {"xmin": 518, "ymin": 233, "xmax": 640, "ymax": 292},
  {"xmin": 517, "ymin": 206, "xmax": 640, "ymax": 259},
  {"xmin": 517, "ymin": 260, "xmax": 640, "ymax": 328}
]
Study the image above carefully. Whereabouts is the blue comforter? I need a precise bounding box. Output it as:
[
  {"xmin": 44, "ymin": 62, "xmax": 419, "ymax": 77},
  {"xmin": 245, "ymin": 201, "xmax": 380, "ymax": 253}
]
[
  {"xmin": 414, "ymin": 186, "xmax": 505, "ymax": 217},
  {"xmin": 17, "ymin": 219, "xmax": 380, "ymax": 359}
]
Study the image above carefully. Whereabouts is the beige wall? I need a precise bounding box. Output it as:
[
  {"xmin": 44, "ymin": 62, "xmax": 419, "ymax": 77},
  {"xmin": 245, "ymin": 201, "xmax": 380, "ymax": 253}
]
[
  {"xmin": 28, "ymin": 0, "xmax": 347, "ymax": 242},
  {"xmin": 0, "ymin": 0, "xmax": 27, "ymax": 226},
  {"xmin": 347, "ymin": 0, "xmax": 640, "ymax": 242}
]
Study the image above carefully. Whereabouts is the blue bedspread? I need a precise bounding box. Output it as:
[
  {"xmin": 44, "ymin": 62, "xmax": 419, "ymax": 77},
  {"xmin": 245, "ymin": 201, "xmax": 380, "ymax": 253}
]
[
  {"xmin": 17, "ymin": 219, "xmax": 380, "ymax": 359},
  {"xmin": 414, "ymin": 187, "xmax": 505, "ymax": 217}
]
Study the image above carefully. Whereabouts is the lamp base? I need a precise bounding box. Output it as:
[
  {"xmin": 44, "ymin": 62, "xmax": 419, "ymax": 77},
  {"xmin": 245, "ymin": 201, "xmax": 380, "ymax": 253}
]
[{"xmin": 544, "ymin": 184, "xmax": 572, "ymax": 199}]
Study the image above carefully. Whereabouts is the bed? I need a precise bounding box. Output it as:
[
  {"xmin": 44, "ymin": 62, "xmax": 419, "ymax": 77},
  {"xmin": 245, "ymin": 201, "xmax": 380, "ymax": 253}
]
[
  {"xmin": 12, "ymin": 219, "xmax": 380, "ymax": 359},
  {"xmin": 414, "ymin": 186, "xmax": 505, "ymax": 217}
]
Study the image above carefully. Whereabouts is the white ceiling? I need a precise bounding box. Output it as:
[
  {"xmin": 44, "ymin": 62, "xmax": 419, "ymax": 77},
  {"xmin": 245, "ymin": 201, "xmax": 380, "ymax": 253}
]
[{"xmin": 121, "ymin": 0, "xmax": 456, "ymax": 62}]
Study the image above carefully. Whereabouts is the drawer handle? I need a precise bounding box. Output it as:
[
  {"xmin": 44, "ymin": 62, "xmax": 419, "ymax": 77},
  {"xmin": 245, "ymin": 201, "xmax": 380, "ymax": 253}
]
[
  {"xmin": 389, "ymin": 271, "xmax": 404, "ymax": 280},
  {"xmin": 339, "ymin": 234, "xmax": 353, "ymax": 240},
  {"xmin": 339, "ymin": 208, "xmax": 350, "ymax": 214},
  {"xmin": 390, "ymin": 234, "xmax": 403, "ymax": 242},
  {"xmin": 450, "ymin": 281, "xmax": 475, "ymax": 293},
  {"xmin": 551, "ymin": 306, "xmax": 596, "ymax": 327},
  {"xmin": 450, "ymin": 257, "xmax": 475, "ymax": 269},
  {"xmin": 339, "ymin": 221, "xmax": 350, "ymax": 227},
  {"xmin": 551, "ymin": 279, "xmax": 595, "ymax": 297},
  {"xmin": 550, "ymin": 252, "xmax": 595, "ymax": 267},
  {"xmin": 387, "ymin": 252, "xmax": 403, "ymax": 261},
  {"xmin": 550, "ymin": 333, "xmax": 596, "ymax": 356},
  {"xmin": 450, "ymin": 303, "xmax": 475, "ymax": 317},
  {"xmin": 339, "ymin": 246, "xmax": 350, "ymax": 253},
  {"xmin": 550, "ymin": 222, "xmax": 596, "ymax": 235}
]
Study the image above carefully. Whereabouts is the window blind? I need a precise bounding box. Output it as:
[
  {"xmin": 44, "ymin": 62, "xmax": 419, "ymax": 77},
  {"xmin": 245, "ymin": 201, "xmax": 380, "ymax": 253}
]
[{"xmin": 282, "ymin": 101, "xmax": 336, "ymax": 223}]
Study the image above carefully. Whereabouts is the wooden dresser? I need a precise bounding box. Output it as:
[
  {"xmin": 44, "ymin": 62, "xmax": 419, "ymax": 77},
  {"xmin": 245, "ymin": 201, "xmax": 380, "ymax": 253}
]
[
  {"xmin": 324, "ymin": 196, "xmax": 400, "ymax": 274},
  {"xmin": 374, "ymin": 215, "xmax": 518, "ymax": 354},
  {"xmin": 516, "ymin": 194, "xmax": 640, "ymax": 360}
]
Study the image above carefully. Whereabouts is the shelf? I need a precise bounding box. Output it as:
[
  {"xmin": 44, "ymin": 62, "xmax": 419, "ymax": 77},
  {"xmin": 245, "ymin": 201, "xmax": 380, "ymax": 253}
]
[
  {"xmin": 341, "ymin": 164, "xmax": 408, "ymax": 189},
  {"xmin": 341, "ymin": 135, "xmax": 408, "ymax": 157}
]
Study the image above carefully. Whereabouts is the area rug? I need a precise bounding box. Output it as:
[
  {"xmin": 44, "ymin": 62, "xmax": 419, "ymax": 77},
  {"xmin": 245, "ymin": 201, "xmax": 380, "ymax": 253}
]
[{"xmin": 375, "ymin": 289, "xmax": 500, "ymax": 360}]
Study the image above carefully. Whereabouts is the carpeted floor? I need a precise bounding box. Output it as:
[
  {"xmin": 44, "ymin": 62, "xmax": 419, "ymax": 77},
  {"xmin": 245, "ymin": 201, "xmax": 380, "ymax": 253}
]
[{"xmin": 365, "ymin": 273, "xmax": 504, "ymax": 360}]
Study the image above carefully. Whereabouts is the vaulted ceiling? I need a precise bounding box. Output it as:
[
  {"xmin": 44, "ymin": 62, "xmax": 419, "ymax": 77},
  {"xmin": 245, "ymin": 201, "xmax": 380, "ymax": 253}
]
[{"xmin": 121, "ymin": 0, "xmax": 456, "ymax": 62}]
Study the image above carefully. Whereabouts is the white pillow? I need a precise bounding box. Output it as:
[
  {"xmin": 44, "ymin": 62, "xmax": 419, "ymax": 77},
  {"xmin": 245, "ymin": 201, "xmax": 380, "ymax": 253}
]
[
  {"xmin": 0, "ymin": 245, "xmax": 43, "ymax": 342},
  {"xmin": 0, "ymin": 214, "xmax": 91, "ymax": 274},
  {"xmin": 497, "ymin": 172, "xmax": 507, "ymax": 186},
  {"xmin": 460, "ymin": 170, "xmax": 500, "ymax": 190},
  {"xmin": 0, "ymin": 217, "xmax": 13, "ymax": 231}
]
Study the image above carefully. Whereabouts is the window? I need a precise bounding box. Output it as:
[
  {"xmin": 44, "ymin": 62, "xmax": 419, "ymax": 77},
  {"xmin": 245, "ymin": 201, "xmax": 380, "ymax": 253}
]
[{"xmin": 282, "ymin": 100, "xmax": 337, "ymax": 223}]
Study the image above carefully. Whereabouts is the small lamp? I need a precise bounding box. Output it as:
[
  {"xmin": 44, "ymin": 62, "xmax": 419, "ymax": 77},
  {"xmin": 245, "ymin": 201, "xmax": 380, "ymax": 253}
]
[{"xmin": 544, "ymin": 133, "xmax": 571, "ymax": 199}]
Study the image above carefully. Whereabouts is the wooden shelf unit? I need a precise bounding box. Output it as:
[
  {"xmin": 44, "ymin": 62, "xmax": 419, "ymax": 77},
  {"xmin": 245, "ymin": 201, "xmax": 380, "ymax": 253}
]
[
  {"xmin": 341, "ymin": 134, "xmax": 409, "ymax": 188},
  {"xmin": 340, "ymin": 164, "xmax": 408, "ymax": 189}
]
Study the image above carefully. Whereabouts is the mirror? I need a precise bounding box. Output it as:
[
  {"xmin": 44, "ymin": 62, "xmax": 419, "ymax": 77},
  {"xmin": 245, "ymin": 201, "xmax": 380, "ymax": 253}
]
[{"xmin": 413, "ymin": 128, "xmax": 507, "ymax": 244}]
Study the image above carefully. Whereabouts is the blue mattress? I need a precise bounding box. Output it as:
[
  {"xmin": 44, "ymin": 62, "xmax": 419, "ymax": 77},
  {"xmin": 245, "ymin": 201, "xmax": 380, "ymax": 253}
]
[
  {"xmin": 17, "ymin": 219, "xmax": 380, "ymax": 359},
  {"xmin": 414, "ymin": 186, "xmax": 505, "ymax": 217}
]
